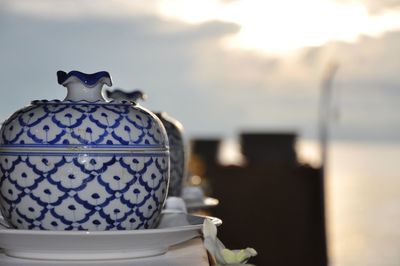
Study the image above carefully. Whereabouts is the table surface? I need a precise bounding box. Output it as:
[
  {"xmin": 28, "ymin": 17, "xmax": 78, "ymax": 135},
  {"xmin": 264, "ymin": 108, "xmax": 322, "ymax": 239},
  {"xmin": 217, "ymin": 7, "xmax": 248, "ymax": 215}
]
[{"xmin": 0, "ymin": 237, "xmax": 210, "ymax": 266}]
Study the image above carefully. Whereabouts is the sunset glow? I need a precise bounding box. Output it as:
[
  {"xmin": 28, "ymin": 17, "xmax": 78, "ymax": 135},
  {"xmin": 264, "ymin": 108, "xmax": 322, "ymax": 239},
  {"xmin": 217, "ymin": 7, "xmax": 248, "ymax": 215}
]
[
  {"xmin": 158, "ymin": 0, "xmax": 400, "ymax": 55},
  {"xmin": 5, "ymin": 0, "xmax": 400, "ymax": 55}
]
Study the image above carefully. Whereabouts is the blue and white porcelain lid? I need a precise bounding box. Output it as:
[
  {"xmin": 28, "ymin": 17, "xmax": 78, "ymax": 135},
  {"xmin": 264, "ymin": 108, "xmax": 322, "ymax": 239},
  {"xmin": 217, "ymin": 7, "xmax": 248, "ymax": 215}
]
[{"xmin": 0, "ymin": 71, "xmax": 168, "ymax": 149}]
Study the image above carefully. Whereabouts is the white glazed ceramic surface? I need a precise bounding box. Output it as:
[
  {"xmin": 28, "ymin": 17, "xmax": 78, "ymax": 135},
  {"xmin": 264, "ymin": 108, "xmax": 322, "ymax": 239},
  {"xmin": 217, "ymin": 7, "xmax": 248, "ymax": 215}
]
[
  {"xmin": 185, "ymin": 197, "xmax": 219, "ymax": 210},
  {"xmin": 182, "ymin": 186, "xmax": 219, "ymax": 210},
  {"xmin": 0, "ymin": 212, "xmax": 222, "ymax": 261},
  {"xmin": 0, "ymin": 71, "xmax": 170, "ymax": 230}
]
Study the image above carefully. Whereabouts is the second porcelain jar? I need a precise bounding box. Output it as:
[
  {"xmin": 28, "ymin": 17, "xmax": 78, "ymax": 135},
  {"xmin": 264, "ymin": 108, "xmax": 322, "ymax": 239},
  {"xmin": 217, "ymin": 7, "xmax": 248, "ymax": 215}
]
[
  {"xmin": 0, "ymin": 71, "xmax": 169, "ymax": 230},
  {"xmin": 105, "ymin": 90, "xmax": 187, "ymax": 197},
  {"xmin": 154, "ymin": 112, "xmax": 186, "ymax": 197}
]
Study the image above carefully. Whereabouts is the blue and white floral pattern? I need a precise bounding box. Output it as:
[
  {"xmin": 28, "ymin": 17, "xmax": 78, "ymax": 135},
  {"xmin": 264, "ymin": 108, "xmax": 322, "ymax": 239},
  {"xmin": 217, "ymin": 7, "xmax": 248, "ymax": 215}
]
[
  {"xmin": 156, "ymin": 113, "xmax": 186, "ymax": 197},
  {"xmin": 0, "ymin": 71, "xmax": 170, "ymax": 230},
  {"xmin": 0, "ymin": 153, "xmax": 168, "ymax": 230},
  {"xmin": 1, "ymin": 100, "xmax": 167, "ymax": 147}
]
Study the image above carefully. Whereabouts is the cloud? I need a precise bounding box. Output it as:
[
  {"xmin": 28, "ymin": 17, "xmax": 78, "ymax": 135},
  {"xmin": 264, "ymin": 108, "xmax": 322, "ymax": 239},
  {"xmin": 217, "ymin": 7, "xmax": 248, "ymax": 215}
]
[
  {"xmin": 219, "ymin": 0, "xmax": 239, "ymax": 3},
  {"xmin": 1, "ymin": 0, "xmax": 160, "ymax": 19},
  {"xmin": 0, "ymin": 4, "xmax": 399, "ymax": 141},
  {"xmin": 337, "ymin": 0, "xmax": 400, "ymax": 14},
  {"xmin": 0, "ymin": 8, "xmax": 240, "ymax": 135},
  {"xmin": 297, "ymin": 31, "xmax": 400, "ymax": 140}
]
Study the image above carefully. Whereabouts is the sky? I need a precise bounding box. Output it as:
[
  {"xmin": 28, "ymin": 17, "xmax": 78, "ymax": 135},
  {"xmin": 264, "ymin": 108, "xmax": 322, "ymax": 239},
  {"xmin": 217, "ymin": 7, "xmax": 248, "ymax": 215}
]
[{"xmin": 0, "ymin": 0, "xmax": 399, "ymax": 141}]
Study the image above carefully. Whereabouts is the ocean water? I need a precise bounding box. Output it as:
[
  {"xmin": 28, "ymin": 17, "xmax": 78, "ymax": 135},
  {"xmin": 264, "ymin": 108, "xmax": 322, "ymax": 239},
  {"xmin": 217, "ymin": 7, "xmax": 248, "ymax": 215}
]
[
  {"xmin": 324, "ymin": 140, "xmax": 400, "ymax": 266},
  {"xmin": 220, "ymin": 139, "xmax": 400, "ymax": 266}
]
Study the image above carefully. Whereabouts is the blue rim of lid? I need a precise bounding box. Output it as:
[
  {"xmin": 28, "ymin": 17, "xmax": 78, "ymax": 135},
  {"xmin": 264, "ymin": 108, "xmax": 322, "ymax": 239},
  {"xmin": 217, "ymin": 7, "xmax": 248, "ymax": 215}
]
[{"xmin": 57, "ymin": 70, "xmax": 112, "ymax": 87}]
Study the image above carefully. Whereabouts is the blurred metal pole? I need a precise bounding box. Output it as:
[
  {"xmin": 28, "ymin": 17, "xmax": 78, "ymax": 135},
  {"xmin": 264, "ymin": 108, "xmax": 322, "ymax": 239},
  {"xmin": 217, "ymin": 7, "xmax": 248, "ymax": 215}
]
[
  {"xmin": 319, "ymin": 62, "xmax": 339, "ymax": 180},
  {"xmin": 318, "ymin": 62, "xmax": 339, "ymax": 266}
]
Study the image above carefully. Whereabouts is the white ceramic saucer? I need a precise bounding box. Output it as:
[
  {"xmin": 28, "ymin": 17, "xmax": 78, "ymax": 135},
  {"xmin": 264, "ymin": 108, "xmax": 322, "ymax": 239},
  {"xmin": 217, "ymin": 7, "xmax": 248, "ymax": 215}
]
[
  {"xmin": 181, "ymin": 186, "xmax": 219, "ymax": 211},
  {"xmin": 0, "ymin": 211, "xmax": 221, "ymax": 261},
  {"xmin": 185, "ymin": 197, "xmax": 220, "ymax": 210}
]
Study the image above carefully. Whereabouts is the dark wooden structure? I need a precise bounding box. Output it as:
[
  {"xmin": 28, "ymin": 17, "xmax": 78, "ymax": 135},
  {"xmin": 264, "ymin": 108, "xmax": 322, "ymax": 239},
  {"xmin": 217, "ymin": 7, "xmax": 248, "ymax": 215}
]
[{"xmin": 191, "ymin": 133, "xmax": 327, "ymax": 266}]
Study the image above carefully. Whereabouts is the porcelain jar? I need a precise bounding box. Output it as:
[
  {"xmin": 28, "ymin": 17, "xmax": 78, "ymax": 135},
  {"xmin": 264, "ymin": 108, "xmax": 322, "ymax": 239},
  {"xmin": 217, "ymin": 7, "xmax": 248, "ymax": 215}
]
[
  {"xmin": 0, "ymin": 71, "xmax": 170, "ymax": 230},
  {"xmin": 154, "ymin": 112, "xmax": 186, "ymax": 197},
  {"xmin": 105, "ymin": 90, "xmax": 186, "ymax": 197}
]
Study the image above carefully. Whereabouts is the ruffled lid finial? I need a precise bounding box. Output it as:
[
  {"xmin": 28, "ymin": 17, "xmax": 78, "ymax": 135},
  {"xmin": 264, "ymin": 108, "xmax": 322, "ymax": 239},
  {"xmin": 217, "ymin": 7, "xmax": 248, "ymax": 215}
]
[
  {"xmin": 57, "ymin": 70, "xmax": 112, "ymax": 87},
  {"xmin": 105, "ymin": 89, "xmax": 147, "ymax": 103},
  {"xmin": 57, "ymin": 70, "xmax": 112, "ymax": 102}
]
